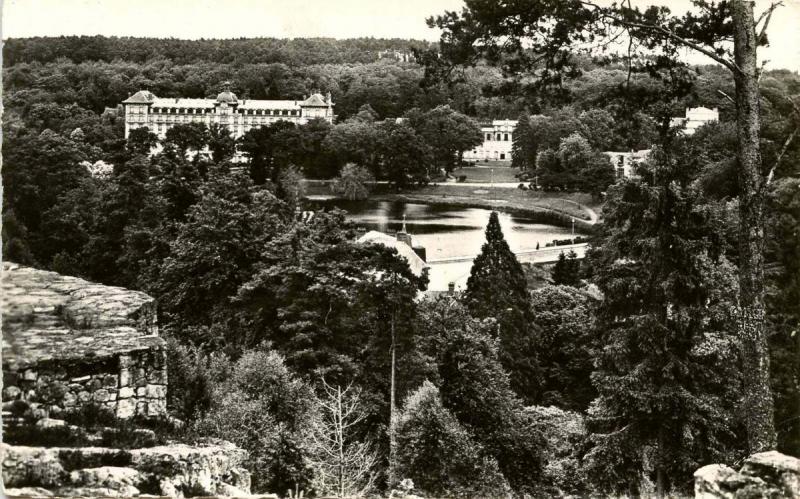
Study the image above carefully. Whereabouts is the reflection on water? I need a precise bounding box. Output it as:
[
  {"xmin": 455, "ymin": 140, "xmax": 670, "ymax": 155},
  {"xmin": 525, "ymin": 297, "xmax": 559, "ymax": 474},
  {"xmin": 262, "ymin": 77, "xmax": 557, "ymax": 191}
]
[{"xmin": 313, "ymin": 200, "xmax": 575, "ymax": 260}]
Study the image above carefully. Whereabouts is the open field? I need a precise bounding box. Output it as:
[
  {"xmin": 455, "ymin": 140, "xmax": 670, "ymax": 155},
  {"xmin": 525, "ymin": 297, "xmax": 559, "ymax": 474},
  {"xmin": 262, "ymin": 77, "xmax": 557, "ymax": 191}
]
[{"xmin": 450, "ymin": 165, "xmax": 520, "ymax": 183}]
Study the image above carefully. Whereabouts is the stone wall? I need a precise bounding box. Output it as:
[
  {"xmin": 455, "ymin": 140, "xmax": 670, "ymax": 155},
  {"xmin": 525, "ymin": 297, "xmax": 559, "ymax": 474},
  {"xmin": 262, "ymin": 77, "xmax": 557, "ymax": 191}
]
[
  {"xmin": 3, "ymin": 348, "xmax": 167, "ymax": 420},
  {"xmin": 2, "ymin": 263, "xmax": 166, "ymax": 420}
]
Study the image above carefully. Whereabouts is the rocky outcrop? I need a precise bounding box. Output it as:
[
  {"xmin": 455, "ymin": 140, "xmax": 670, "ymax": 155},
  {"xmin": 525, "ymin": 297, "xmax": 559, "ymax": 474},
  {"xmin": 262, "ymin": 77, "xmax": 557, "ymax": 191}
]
[
  {"xmin": 2, "ymin": 440, "xmax": 252, "ymax": 498},
  {"xmin": 2, "ymin": 263, "xmax": 166, "ymax": 420},
  {"xmin": 695, "ymin": 451, "xmax": 800, "ymax": 498}
]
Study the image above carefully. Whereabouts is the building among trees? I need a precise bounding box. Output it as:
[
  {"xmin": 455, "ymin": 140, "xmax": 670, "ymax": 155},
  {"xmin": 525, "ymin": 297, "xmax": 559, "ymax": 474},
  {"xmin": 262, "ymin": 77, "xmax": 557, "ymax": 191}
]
[
  {"xmin": 122, "ymin": 83, "xmax": 335, "ymax": 139},
  {"xmin": 602, "ymin": 107, "xmax": 718, "ymax": 179},
  {"xmin": 602, "ymin": 149, "xmax": 652, "ymax": 179},
  {"xmin": 670, "ymin": 106, "xmax": 720, "ymax": 135},
  {"xmin": 463, "ymin": 119, "xmax": 518, "ymax": 162}
]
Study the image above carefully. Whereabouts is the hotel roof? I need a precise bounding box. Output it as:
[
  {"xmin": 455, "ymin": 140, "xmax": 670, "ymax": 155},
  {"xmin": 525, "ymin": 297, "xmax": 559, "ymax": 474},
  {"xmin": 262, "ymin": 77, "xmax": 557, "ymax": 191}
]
[{"xmin": 125, "ymin": 91, "xmax": 333, "ymax": 111}]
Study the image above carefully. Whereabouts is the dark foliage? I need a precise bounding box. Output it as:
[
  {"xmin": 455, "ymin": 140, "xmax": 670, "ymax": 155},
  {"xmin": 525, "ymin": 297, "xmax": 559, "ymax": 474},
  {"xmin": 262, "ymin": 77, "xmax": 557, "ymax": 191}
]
[{"xmin": 463, "ymin": 211, "xmax": 540, "ymax": 404}]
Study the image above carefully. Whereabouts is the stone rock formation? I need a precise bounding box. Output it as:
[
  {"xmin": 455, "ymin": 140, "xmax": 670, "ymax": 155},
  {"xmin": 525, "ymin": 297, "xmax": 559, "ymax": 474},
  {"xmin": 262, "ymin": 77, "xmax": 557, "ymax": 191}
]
[
  {"xmin": 1, "ymin": 264, "xmax": 263, "ymax": 497},
  {"xmin": 2, "ymin": 439, "xmax": 252, "ymax": 497},
  {"xmin": 2, "ymin": 263, "xmax": 166, "ymax": 420},
  {"xmin": 695, "ymin": 450, "xmax": 800, "ymax": 498}
]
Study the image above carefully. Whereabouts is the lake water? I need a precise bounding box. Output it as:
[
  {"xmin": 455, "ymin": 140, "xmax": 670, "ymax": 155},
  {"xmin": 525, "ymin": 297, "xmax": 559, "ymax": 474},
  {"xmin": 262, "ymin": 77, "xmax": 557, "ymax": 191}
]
[
  {"xmin": 313, "ymin": 199, "xmax": 575, "ymax": 260},
  {"xmin": 311, "ymin": 200, "xmax": 577, "ymax": 291}
]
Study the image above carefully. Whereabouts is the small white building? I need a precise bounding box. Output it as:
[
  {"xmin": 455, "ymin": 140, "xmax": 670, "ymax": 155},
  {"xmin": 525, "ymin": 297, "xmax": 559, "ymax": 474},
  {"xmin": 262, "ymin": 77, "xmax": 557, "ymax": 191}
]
[
  {"xmin": 670, "ymin": 106, "xmax": 719, "ymax": 135},
  {"xmin": 463, "ymin": 119, "xmax": 518, "ymax": 162},
  {"xmin": 603, "ymin": 149, "xmax": 652, "ymax": 179}
]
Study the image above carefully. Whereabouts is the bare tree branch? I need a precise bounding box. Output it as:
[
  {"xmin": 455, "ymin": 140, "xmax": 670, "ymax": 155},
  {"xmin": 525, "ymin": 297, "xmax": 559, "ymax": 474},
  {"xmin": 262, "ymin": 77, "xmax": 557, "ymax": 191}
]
[
  {"xmin": 718, "ymin": 89, "xmax": 735, "ymax": 104},
  {"xmin": 765, "ymin": 96, "xmax": 800, "ymax": 186},
  {"xmin": 756, "ymin": 2, "xmax": 782, "ymax": 42},
  {"xmin": 765, "ymin": 125, "xmax": 798, "ymax": 186}
]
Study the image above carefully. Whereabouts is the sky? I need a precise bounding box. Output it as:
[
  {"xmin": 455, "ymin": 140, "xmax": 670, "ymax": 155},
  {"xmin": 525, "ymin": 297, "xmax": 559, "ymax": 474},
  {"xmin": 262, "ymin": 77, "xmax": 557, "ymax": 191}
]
[{"xmin": 2, "ymin": 0, "xmax": 799, "ymax": 70}]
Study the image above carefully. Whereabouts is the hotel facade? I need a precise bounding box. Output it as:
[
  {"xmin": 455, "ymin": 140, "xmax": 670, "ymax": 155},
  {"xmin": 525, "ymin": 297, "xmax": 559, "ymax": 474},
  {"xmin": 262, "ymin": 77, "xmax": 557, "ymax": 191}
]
[{"xmin": 122, "ymin": 86, "xmax": 335, "ymax": 140}]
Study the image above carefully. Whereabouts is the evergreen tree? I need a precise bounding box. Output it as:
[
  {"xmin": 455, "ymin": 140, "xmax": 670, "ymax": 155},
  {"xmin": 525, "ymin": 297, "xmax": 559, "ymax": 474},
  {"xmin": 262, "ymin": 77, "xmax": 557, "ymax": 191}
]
[
  {"xmin": 416, "ymin": 299, "xmax": 545, "ymax": 495},
  {"xmin": 551, "ymin": 250, "xmax": 581, "ymax": 287},
  {"xmin": 464, "ymin": 211, "xmax": 538, "ymax": 403},
  {"xmin": 427, "ymin": 0, "xmax": 781, "ymax": 455},
  {"xmin": 584, "ymin": 150, "xmax": 745, "ymax": 496},
  {"xmin": 530, "ymin": 285, "xmax": 597, "ymax": 410}
]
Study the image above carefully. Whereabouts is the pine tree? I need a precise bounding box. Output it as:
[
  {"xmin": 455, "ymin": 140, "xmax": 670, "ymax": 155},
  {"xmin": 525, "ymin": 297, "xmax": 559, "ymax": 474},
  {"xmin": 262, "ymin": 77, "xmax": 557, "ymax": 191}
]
[
  {"xmin": 552, "ymin": 250, "xmax": 581, "ymax": 287},
  {"xmin": 584, "ymin": 151, "xmax": 745, "ymax": 495},
  {"xmin": 464, "ymin": 211, "xmax": 539, "ymax": 403},
  {"xmin": 416, "ymin": 299, "xmax": 545, "ymax": 495}
]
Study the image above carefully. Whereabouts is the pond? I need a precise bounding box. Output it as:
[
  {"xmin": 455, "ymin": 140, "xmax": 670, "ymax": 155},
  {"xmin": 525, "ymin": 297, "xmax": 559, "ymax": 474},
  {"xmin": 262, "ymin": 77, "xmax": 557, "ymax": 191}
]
[
  {"xmin": 309, "ymin": 199, "xmax": 582, "ymax": 292},
  {"xmin": 311, "ymin": 199, "xmax": 576, "ymax": 261}
]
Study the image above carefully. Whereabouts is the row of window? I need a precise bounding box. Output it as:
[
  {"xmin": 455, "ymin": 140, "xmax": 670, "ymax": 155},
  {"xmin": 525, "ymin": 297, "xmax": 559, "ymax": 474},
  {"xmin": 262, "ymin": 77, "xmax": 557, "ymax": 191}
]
[
  {"xmin": 466, "ymin": 151, "xmax": 509, "ymax": 159},
  {"xmin": 142, "ymin": 122, "xmax": 313, "ymax": 135},
  {"xmin": 485, "ymin": 133, "xmax": 511, "ymax": 141},
  {"xmin": 145, "ymin": 115, "xmax": 306, "ymax": 125},
  {"xmin": 143, "ymin": 107, "xmax": 302, "ymax": 117}
]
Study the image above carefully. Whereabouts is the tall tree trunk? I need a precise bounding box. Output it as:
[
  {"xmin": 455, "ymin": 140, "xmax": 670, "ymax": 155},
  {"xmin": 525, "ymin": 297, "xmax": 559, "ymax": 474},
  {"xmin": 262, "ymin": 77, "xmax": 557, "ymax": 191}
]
[
  {"xmin": 388, "ymin": 312, "xmax": 398, "ymax": 488},
  {"xmin": 731, "ymin": 0, "xmax": 777, "ymax": 453}
]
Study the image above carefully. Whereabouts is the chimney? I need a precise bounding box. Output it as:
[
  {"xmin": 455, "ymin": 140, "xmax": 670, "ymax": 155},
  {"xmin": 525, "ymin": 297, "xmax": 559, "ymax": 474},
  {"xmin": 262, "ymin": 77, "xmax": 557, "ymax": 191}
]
[
  {"xmin": 396, "ymin": 215, "xmax": 412, "ymax": 246},
  {"xmin": 448, "ymin": 282, "xmax": 455, "ymax": 295}
]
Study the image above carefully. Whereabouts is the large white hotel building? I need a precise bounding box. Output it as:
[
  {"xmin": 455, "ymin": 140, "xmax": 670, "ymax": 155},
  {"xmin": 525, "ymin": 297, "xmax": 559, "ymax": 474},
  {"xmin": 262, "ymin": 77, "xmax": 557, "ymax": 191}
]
[{"xmin": 122, "ymin": 84, "xmax": 335, "ymax": 139}]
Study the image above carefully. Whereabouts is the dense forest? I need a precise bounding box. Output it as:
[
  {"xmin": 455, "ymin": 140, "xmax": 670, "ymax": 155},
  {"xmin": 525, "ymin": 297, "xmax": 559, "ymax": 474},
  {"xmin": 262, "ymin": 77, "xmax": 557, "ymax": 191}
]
[{"xmin": 2, "ymin": 33, "xmax": 799, "ymax": 498}]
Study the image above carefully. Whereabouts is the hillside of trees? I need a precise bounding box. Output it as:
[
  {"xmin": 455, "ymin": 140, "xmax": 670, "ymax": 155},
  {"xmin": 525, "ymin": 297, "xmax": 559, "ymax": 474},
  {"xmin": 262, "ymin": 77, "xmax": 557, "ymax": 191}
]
[
  {"xmin": 2, "ymin": 26, "xmax": 799, "ymax": 498},
  {"xmin": 2, "ymin": 36, "xmax": 432, "ymax": 66}
]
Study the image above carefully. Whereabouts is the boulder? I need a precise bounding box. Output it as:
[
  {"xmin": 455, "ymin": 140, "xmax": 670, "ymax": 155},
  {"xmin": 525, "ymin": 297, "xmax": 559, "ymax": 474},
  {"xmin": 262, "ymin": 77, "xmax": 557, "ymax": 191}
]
[
  {"xmin": 54, "ymin": 485, "xmax": 140, "ymax": 497},
  {"xmin": 69, "ymin": 465, "xmax": 141, "ymax": 490},
  {"xmin": 694, "ymin": 464, "xmax": 768, "ymax": 498},
  {"xmin": 741, "ymin": 451, "xmax": 800, "ymax": 494},
  {"xmin": 131, "ymin": 440, "xmax": 249, "ymax": 496},
  {"xmin": 2, "ymin": 440, "xmax": 251, "ymax": 497},
  {"xmin": 35, "ymin": 418, "xmax": 67, "ymax": 429},
  {"xmin": 1, "ymin": 445, "xmax": 64, "ymax": 488},
  {"xmin": 695, "ymin": 451, "xmax": 800, "ymax": 498},
  {"xmin": 4, "ymin": 487, "xmax": 54, "ymax": 497},
  {"xmin": 216, "ymin": 482, "xmax": 252, "ymax": 497}
]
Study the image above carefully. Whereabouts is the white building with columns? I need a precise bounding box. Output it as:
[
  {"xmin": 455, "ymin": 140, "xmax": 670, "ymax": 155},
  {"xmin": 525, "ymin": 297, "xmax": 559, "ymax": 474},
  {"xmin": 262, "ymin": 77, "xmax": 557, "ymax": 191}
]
[
  {"xmin": 463, "ymin": 119, "xmax": 518, "ymax": 162},
  {"xmin": 122, "ymin": 85, "xmax": 334, "ymax": 139}
]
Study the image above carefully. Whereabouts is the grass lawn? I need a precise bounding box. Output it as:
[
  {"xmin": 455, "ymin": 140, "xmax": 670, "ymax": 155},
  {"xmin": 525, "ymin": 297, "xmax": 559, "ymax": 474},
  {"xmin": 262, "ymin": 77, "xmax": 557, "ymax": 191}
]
[
  {"xmin": 378, "ymin": 184, "xmax": 597, "ymax": 222},
  {"xmin": 451, "ymin": 165, "xmax": 520, "ymax": 183}
]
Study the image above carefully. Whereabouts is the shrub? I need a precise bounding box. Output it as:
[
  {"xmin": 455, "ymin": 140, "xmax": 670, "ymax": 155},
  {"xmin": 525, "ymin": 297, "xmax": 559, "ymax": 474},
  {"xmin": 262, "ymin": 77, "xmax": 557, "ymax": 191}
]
[
  {"xmin": 193, "ymin": 349, "xmax": 317, "ymax": 494},
  {"xmin": 330, "ymin": 163, "xmax": 373, "ymax": 200},
  {"xmin": 527, "ymin": 405, "xmax": 590, "ymax": 496},
  {"xmin": 395, "ymin": 381, "xmax": 510, "ymax": 498},
  {"xmin": 165, "ymin": 337, "xmax": 231, "ymax": 422}
]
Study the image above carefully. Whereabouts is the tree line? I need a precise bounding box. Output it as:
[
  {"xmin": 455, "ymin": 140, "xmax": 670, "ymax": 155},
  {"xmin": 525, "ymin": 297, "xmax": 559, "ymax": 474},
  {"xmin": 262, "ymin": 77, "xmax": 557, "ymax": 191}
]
[{"xmin": 2, "ymin": 36, "xmax": 432, "ymax": 66}]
